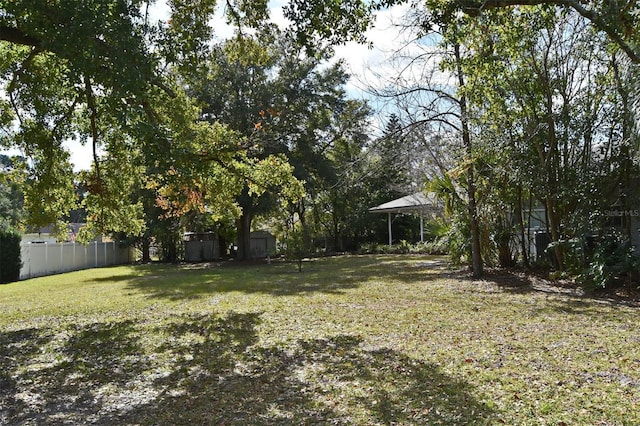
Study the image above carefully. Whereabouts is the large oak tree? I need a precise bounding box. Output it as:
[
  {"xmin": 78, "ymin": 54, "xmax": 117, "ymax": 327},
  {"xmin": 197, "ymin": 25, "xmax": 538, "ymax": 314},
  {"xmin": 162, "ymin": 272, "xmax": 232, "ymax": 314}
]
[{"xmin": 0, "ymin": 1, "xmax": 301, "ymax": 243}]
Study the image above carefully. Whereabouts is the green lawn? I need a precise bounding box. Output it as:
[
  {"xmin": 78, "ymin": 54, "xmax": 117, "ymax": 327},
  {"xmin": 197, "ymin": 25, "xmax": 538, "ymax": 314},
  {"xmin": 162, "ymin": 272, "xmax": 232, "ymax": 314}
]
[{"xmin": 1, "ymin": 255, "xmax": 638, "ymax": 425}]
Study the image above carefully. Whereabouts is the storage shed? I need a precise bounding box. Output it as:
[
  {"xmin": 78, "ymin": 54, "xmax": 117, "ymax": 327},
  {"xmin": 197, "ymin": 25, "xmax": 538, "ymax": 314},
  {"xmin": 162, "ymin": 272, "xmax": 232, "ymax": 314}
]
[
  {"xmin": 250, "ymin": 231, "xmax": 276, "ymax": 258},
  {"xmin": 184, "ymin": 232, "xmax": 220, "ymax": 262}
]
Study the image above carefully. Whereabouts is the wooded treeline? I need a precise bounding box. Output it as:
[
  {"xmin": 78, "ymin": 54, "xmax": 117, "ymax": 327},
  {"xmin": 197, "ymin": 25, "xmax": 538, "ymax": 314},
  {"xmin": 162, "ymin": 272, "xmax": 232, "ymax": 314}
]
[
  {"xmin": 375, "ymin": 5, "xmax": 640, "ymax": 286},
  {"xmin": 1, "ymin": 1, "xmax": 639, "ymax": 287}
]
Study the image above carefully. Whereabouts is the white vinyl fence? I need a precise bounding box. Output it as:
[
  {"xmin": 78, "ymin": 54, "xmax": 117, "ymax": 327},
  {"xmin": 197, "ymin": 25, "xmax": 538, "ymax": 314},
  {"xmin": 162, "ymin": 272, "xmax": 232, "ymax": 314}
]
[{"xmin": 20, "ymin": 241, "xmax": 133, "ymax": 280}]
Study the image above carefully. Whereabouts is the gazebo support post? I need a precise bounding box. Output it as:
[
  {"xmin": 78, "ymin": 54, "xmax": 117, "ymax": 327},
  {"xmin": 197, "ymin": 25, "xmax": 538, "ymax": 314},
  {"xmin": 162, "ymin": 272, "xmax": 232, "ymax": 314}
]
[
  {"xmin": 420, "ymin": 212, "xmax": 424, "ymax": 243},
  {"xmin": 388, "ymin": 212, "xmax": 393, "ymax": 246}
]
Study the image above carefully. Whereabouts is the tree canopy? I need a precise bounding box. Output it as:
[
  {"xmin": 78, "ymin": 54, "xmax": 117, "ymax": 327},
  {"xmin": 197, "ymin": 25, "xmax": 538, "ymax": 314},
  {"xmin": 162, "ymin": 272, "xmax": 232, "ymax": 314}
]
[
  {"xmin": 0, "ymin": 0, "xmax": 303, "ymax": 242},
  {"xmin": 3, "ymin": 0, "xmax": 640, "ymax": 282},
  {"xmin": 286, "ymin": 0, "xmax": 640, "ymax": 63}
]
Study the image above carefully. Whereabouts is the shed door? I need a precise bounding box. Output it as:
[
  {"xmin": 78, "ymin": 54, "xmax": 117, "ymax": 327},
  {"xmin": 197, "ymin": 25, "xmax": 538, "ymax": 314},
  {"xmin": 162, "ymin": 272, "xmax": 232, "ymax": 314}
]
[{"xmin": 251, "ymin": 238, "xmax": 268, "ymax": 258}]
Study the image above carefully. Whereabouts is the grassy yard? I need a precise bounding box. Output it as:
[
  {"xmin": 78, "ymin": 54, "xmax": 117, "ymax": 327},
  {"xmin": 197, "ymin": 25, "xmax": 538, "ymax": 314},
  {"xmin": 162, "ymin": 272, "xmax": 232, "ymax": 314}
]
[{"xmin": 1, "ymin": 255, "xmax": 638, "ymax": 425}]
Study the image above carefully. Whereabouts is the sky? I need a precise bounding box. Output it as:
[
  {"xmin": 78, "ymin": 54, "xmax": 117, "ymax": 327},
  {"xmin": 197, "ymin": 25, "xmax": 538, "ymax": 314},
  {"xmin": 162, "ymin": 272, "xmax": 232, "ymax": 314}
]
[{"xmin": 2, "ymin": 1, "xmax": 412, "ymax": 171}]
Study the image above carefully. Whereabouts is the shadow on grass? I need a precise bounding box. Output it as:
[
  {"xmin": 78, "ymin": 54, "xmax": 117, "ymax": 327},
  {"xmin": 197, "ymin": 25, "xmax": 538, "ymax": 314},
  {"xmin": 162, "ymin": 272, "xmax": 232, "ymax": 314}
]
[
  {"xmin": 123, "ymin": 255, "xmax": 458, "ymax": 301},
  {"xmin": 0, "ymin": 312, "xmax": 498, "ymax": 425},
  {"xmin": 124, "ymin": 256, "xmax": 391, "ymax": 300},
  {"xmin": 90, "ymin": 274, "xmax": 144, "ymax": 283},
  {"xmin": 365, "ymin": 255, "xmax": 454, "ymax": 281},
  {"xmin": 0, "ymin": 328, "xmax": 55, "ymax": 422},
  {"xmin": 457, "ymin": 269, "xmax": 640, "ymax": 319}
]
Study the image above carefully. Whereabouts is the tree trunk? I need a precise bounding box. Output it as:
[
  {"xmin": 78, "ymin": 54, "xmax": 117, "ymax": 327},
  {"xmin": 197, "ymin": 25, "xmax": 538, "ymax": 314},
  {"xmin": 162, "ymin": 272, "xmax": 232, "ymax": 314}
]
[
  {"xmin": 236, "ymin": 212, "xmax": 253, "ymax": 261},
  {"xmin": 332, "ymin": 209, "xmax": 341, "ymax": 252},
  {"xmin": 612, "ymin": 53, "xmax": 634, "ymax": 242},
  {"xmin": 545, "ymin": 195, "xmax": 564, "ymax": 269},
  {"xmin": 543, "ymin": 63, "xmax": 564, "ymax": 270},
  {"xmin": 141, "ymin": 238, "xmax": 151, "ymax": 263},
  {"xmin": 516, "ymin": 187, "xmax": 530, "ymax": 268},
  {"xmin": 297, "ymin": 199, "xmax": 312, "ymax": 253},
  {"xmin": 219, "ymin": 235, "xmax": 227, "ymax": 257},
  {"xmin": 454, "ymin": 43, "xmax": 483, "ymax": 278}
]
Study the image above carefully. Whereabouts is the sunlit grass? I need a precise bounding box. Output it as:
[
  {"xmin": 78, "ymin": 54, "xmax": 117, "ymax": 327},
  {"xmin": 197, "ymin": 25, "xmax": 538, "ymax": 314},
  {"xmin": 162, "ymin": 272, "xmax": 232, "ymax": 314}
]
[{"xmin": 1, "ymin": 255, "xmax": 638, "ymax": 425}]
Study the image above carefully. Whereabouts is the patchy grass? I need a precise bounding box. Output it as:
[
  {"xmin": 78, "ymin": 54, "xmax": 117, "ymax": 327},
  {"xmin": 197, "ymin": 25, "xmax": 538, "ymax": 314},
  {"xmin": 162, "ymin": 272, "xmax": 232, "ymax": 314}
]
[{"xmin": 1, "ymin": 255, "xmax": 639, "ymax": 425}]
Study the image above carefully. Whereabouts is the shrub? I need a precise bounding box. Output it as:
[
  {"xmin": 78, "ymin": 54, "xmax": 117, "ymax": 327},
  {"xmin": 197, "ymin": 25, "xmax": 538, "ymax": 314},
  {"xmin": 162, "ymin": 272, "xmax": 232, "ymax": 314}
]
[
  {"xmin": 554, "ymin": 231, "xmax": 640, "ymax": 291},
  {"xmin": 576, "ymin": 231, "xmax": 640, "ymax": 291},
  {"xmin": 357, "ymin": 240, "xmax": 450, "ymax": 256},
  {"xmin": 357, "ymin": 243, "xmax": 386, "ymax": 255},
  {"xmin": 0, "ymin": 230, "xmax": 22, "ymax": 283},
  {"xmin": 283, "ymin": 224, "xmax": 311, "ymax": 272}
]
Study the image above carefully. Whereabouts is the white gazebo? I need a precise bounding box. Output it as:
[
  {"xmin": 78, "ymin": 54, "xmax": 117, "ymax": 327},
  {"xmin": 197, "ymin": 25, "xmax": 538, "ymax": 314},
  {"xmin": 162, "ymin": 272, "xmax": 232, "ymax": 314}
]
[{"xmin": 369, "ymin": 192, "xmax": 442, "ymax": 246}]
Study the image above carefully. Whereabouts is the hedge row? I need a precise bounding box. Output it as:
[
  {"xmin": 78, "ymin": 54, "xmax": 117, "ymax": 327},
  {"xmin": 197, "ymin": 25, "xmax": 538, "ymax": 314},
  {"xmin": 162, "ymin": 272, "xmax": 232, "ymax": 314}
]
[{"xmin": 0, "ymin": 230, "xmax": 21, "ymax": 283}]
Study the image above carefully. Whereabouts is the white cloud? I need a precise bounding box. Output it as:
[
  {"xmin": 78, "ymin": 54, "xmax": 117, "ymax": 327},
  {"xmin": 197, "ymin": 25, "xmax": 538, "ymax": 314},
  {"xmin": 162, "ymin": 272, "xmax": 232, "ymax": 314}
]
[
  {"xmin": 334, "ymin": 4, "xmax": 415, "ymax": 93},
  {"xmin": 65, "ymin": 140, "xmax": 96, "ymax": 171},
  {"xmin": 144, "ymin": 0, "xmax": 170, "ymax": 23}
]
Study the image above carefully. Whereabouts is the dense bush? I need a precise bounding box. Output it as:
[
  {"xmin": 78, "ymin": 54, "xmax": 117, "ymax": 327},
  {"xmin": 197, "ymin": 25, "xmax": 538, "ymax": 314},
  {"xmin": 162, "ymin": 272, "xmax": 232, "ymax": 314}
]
[
  {"xmin": 553, "ymin": 231, "xmax": 640, "ymax": 291},
  {"xmin": 357, "ymin": 239, "xmax": 449, "ymax": 256},
  {"xmin": 283, "ymin": 225, "xmax": 310, "ymax": 272},
  {"xmin": 0, "ymin": 230, "xmax": 21, "ymax": 283},
  {"xmin": 578, "ymin": 232, "xmax": 640, "ymax": 291}
]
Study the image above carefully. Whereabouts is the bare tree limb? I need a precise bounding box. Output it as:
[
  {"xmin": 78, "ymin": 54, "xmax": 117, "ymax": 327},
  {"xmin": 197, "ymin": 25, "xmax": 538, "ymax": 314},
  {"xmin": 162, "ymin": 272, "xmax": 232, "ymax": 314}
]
[{"xmin": 459, "ymin": 0, "xmax": 640, "ymax": 63}]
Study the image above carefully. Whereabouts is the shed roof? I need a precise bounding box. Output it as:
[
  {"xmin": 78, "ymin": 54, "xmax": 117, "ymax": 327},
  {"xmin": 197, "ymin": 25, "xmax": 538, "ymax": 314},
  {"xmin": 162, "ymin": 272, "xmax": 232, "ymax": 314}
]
[{"xmin": 368, "ymin": 192, "xmax": 440, "ymax": 214}]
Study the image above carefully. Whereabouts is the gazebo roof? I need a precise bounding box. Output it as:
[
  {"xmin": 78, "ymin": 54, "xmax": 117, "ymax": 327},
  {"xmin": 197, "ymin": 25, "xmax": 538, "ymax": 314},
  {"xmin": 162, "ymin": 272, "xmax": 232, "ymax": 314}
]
[{"xmin": 368, "ymin": 192, "xmax": 440, "ymax": 214}]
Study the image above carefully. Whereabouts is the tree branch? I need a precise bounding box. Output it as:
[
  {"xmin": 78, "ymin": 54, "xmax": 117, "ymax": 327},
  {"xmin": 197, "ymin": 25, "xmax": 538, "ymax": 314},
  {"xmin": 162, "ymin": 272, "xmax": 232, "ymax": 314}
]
[
  {"xmin": 0, "ymin": 25, "xmax": 41, "ymax": 47},
  {"xmin": 7, "ymin": 47, "xmax": 41, "ymax": 127},
  {"xmin": 84, "ymin": 75, "xmax": 102, "ymax": 187},
  {"xmin": 460, "ymin": 0, "xmax": 640, "ymax": 63},
  {"xmin": 1, "ymin": 23, "xmax": 177, "ymax": 99}
]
